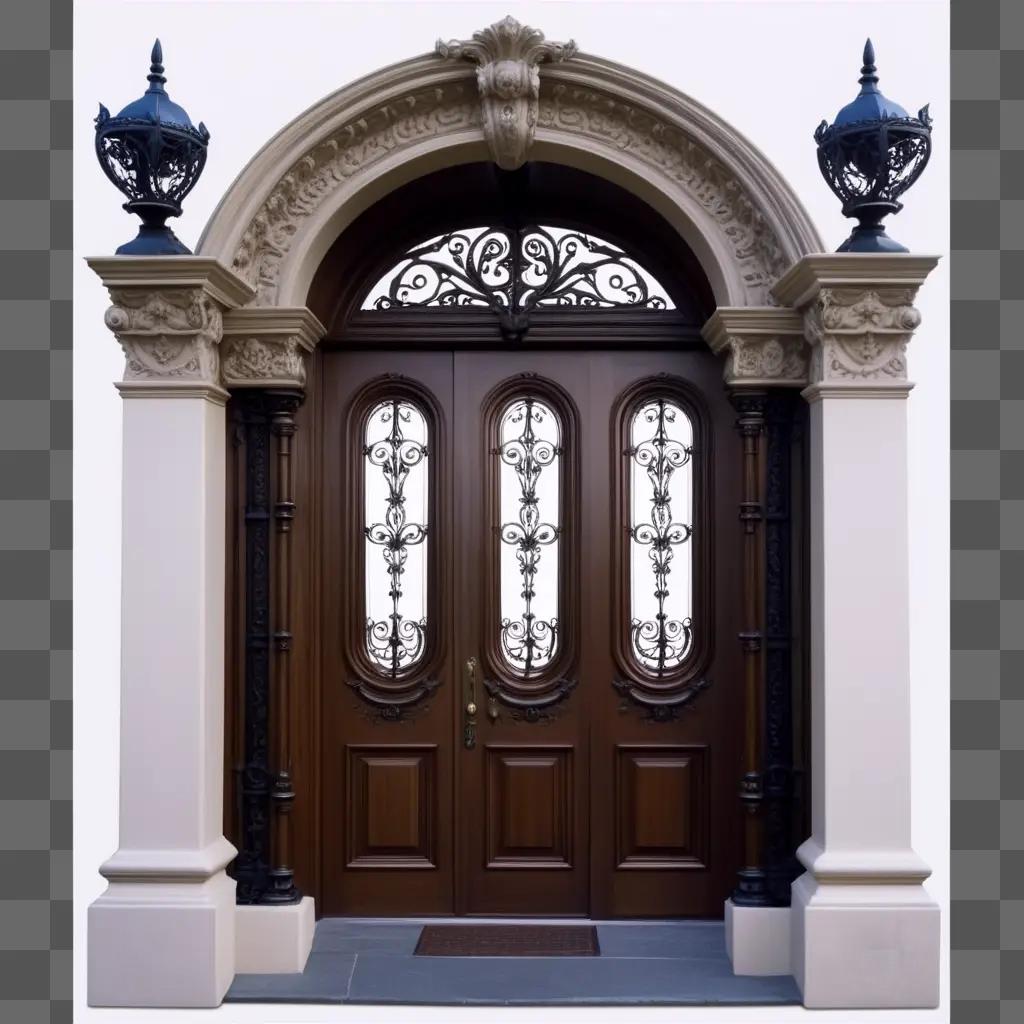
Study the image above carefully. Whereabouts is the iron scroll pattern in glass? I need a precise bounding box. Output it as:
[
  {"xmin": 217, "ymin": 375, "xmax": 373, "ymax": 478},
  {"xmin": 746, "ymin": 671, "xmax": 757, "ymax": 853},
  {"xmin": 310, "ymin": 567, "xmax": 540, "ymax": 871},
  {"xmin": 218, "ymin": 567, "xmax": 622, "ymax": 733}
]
[
  {"xmin": 497, "ymin": 397, "xmax": 560, "ymax": 677},
  {"xmin": 364, "ymin": 400, "xmax": 428, "ymax": 674},
  {"xmin": 614, "ymin": 397, "xmax": 709, "ymax": 722},
  {"xmin": 347, "ymin": 399, "xmax": 438, "ymax": 722},
  {"xmin": 362, "ymin": 226, "xmax": 675, "ymax": 314},
  {"xmin": 630, "ymin": 399, "xmax": 693, "ymax": 671}
]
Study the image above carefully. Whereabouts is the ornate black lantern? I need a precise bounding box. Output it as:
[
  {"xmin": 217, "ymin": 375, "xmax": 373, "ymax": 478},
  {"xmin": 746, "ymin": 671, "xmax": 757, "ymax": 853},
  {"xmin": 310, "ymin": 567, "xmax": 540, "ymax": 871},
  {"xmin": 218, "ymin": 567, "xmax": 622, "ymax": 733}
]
[
  {"xmin": 814, "ymin": 39, "xmax": 932, "ymax": 253},
  {"xmin": 94, "ymin": 40, "xmax": 209, "ymax": 255}
]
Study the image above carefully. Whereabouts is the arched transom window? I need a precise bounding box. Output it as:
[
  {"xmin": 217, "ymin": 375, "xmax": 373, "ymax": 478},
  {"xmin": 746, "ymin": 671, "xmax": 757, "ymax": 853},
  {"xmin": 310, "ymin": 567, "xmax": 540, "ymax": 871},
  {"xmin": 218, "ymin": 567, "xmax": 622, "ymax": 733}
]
[{"xmin": 362, "ymin": 225, "xmax": 675, "ymax": 313}]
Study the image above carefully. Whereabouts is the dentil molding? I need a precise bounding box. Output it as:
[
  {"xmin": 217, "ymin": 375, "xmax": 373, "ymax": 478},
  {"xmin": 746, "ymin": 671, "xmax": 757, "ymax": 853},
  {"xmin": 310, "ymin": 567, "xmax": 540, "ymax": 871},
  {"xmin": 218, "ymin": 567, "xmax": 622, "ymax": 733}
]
[{"xmin": 436, "ymin": 15, "xmax": 577, "ymax": 171}]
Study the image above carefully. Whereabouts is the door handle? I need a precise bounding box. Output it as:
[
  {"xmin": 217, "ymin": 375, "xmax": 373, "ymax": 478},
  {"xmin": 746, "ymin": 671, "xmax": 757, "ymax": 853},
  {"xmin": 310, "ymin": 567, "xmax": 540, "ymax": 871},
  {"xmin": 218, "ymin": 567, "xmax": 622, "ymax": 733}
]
[{"xmin": 463, "ymin": 657, "xmax": 478, "ymax": 749}]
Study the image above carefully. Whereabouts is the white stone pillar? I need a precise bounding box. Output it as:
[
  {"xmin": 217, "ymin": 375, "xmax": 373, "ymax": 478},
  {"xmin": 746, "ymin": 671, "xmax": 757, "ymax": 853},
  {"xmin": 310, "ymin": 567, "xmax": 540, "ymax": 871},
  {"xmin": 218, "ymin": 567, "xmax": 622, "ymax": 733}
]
[
  {"xmin": 773, "ymin": 253, "xmax": 940, "ymax": 1009},
  {"xmin": 86, "ymin": 257, "xmax": 254, "ymax": 1008}
]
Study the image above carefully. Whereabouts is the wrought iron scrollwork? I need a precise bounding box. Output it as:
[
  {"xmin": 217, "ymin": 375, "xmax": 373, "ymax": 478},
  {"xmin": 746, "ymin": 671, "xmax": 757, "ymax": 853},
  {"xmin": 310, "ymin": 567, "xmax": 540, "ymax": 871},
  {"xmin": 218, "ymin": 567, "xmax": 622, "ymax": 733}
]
[
  {"xmin": 497, "ymin": 397, "xmax": 561, "ymax": 677},
  {"xmin": 363, "ymin": 225, "xmax": 674, "ymax": 317},
  {"xmin": 628, "ymin": 399, "xmax": 694, "ymax": 674},
  {"xmin": 363, "ymin": 399, "xmax": 429, "ymax": 677}
]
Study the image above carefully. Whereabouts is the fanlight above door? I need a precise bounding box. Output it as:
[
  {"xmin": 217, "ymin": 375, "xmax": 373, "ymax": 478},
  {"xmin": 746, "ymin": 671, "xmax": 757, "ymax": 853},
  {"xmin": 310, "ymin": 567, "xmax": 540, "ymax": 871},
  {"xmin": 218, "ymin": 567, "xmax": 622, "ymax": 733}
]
[{"xmin": 361, "ymin": 225, "xmax": 675, "ymax": 314}]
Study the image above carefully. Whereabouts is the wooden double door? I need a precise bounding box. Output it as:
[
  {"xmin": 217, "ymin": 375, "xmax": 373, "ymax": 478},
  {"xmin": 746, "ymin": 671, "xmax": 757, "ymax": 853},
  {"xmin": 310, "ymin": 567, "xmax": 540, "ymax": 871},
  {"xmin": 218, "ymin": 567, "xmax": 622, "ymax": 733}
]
[{"xmin": 320, "ymin": 344, "xmax": 742, "ymax": 917}]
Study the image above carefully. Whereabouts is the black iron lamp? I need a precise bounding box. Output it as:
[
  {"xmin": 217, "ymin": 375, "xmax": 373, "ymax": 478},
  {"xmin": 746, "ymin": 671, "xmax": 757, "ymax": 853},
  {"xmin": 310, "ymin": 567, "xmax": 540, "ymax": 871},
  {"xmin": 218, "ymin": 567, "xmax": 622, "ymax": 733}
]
[
  {"xmin": 94, "ymin": 39, "xmax": 209, "ymax": 255},
  {"xmin": 814, "ymin": 39, "xmax": 932, "ymax": 253}
]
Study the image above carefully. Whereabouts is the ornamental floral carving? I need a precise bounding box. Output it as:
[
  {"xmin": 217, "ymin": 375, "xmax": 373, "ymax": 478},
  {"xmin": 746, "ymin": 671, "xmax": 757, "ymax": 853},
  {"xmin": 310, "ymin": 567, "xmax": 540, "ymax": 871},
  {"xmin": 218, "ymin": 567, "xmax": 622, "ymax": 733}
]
[
  {"xmin": 228, "ymin": 62, "xmax": 794, "ymax": 307},
  {"xmin": 221, "ymin": 336, "xmax": 308, "ymax": 388},
  {"xmin": 231, "ymin": 83, "xmax": 479, "ymax": 302},
  {"xmin": 104, "ymin": 287, "xmax": 222, "ymax": 382},
  {"xmin": 724, "ymin": 335, "xmax": 808, "ymax": 385},
  {"xmin": 436, "ymin": 16, "xmax": 577, "ymax": 170},
  {"xmin": 537, "ymin": 82, "xmax": 790, "ymax": 303},
  {"xmin": 804, "ymin": 287, "xmax": 921, "ymax": 383}
]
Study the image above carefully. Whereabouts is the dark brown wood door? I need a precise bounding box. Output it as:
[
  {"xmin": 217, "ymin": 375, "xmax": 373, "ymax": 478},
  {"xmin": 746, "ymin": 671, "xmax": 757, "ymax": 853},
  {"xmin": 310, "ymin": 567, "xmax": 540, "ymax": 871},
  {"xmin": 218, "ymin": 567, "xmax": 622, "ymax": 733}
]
[{"xmin": 320, "ymin": 346, "xmax": 742, "ymax": 917}]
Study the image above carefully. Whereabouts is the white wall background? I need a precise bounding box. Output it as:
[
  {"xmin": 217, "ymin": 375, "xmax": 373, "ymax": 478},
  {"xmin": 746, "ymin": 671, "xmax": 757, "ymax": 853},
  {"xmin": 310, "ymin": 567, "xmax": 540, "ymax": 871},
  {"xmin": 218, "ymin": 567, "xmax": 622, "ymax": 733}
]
[{"xmin": 73, "ymin": 2, "xmax": 950, "ymax": 1021}]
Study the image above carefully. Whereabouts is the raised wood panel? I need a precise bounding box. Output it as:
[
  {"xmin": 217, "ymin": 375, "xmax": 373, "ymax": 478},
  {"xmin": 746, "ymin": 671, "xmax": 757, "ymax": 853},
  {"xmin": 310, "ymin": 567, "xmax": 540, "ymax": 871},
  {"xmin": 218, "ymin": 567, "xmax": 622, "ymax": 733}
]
[
  {"xmin": 346, "ymin": 745, "xmax": 436, "ymax": 869},
  {"xmin": 485, "ymin": 745, "xmax": 573, "ymax": 869},
  {"xmin": 615, "ymin": 745, "xmax": 709, "ymax": 869}
]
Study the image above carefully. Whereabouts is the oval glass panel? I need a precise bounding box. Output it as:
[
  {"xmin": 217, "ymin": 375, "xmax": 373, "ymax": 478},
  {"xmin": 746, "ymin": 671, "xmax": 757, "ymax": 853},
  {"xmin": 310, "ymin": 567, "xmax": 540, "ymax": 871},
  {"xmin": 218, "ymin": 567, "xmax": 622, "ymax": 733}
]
[
  {"xmin": 628, "ymin": 398, "xmax": 694, "ymax": 674},
  {"xmin": 363, "ymin": 399, "xmax": 429, "ymax": 677},
  {"xmin": 497, "ymin": 397, "xmax": 562, "ymax": 678}
]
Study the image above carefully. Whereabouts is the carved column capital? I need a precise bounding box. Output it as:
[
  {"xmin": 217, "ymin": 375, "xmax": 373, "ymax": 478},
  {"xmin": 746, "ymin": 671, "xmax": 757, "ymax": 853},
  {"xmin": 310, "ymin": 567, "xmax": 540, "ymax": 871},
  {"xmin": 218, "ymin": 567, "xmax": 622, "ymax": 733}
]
[
  {"xmin": 220, "ymin": 307, "xmax": 326, "ymax": 391},
  {"xmin": 436, "ymin": 15, "xmax": 577, "ymax": 170},
  {"xmin": 89, "ymin": 257, "xmax": 255, "ymax": 401},
  {"xmin": 703, "ymin": 307, "xmax": 809, "ymax": 389},
  {"xmin": 771, "ymin": 253, "xmax": 940, "ymax": 401}
]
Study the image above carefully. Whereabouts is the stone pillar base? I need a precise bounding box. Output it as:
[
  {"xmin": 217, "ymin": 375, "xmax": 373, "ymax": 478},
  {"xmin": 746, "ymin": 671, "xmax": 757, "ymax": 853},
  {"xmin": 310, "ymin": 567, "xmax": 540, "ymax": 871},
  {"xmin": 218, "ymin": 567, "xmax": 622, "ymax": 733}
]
[
  {"xmin": 88, "ymin": 871, "xmax": 236, "ymax": 1007},
  {"xmin": 791, "ymin": 872, "xmax": 940, "ymax": 1009},
  {"xmin": 724, "ymin": 898, "xmax": 791, "ymax": 976},
  {"xmin": 236, "ymin": 896, "xmax": 316, "ymax": 973}
]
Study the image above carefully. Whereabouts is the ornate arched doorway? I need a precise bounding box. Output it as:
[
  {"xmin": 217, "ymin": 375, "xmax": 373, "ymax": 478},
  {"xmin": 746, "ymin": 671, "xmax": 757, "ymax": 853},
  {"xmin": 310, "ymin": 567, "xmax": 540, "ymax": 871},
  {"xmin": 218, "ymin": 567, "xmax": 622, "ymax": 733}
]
[{"xmin": 88, "ymin": 17, "xmax": 940, "ymax": 1009}]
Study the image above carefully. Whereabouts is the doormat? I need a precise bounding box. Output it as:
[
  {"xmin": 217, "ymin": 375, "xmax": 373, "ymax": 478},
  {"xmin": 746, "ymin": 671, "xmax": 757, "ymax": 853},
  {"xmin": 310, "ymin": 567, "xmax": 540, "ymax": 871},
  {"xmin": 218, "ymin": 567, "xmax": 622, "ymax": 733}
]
[{"xmin": 414, "ymin": 924, "xmax": 600, "ymax": 957}]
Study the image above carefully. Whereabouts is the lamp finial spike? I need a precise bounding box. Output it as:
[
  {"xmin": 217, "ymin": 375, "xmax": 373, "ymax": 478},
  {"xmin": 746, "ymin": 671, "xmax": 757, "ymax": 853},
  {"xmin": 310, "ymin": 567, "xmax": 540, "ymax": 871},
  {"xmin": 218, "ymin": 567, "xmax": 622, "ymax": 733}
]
[
  {"xmin": 858, "ymin": 37, "xmax": 879, "ymax": 91},
  {"xmin": 147, "ymin": 37, "xmax": 167, "ymax": 92}
]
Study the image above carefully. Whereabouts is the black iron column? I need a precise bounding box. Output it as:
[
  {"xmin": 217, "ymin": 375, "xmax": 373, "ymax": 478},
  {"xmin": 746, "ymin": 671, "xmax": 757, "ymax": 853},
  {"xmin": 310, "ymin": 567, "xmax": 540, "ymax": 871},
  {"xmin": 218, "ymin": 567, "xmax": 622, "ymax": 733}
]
[
  {"xmin": 762, "ymin": 391, "xmax": 801, "ymax": 905},
  {"xmin": 234, "ymin": 391, "xmax": 273, "ymax": 904},
  {"xmin": 266, "ymin": 391, "xmax": 303, "ymax": 904},
  {"xmin": 232, "ymin": 389, "xmax": 303, "ymax": 905},
  {"xmin": 730, "ymin": 390, "xmax": 770, "ymax": 907}
]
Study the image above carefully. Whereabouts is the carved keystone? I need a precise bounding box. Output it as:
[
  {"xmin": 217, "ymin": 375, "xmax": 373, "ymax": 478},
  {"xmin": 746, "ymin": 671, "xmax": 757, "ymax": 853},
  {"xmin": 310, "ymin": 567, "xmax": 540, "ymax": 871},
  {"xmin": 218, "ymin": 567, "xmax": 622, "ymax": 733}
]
[
  {"xmin": 772, "ymin": 254, "xmax": 940, "ymax": 399},
  {"xmin": 220, "ymin": 307, "xmax": 326, "ymax": 390},
  {"xmin": 702, "ymin": 308, "xmax": 809, "ymax": 388},
  {"xmin": 436, "ymin": 15, "xmax": 577, "ymax": 170},
  {"xmin": 89, "ymin": 257, "xmax": 255, "ymax": 398}
]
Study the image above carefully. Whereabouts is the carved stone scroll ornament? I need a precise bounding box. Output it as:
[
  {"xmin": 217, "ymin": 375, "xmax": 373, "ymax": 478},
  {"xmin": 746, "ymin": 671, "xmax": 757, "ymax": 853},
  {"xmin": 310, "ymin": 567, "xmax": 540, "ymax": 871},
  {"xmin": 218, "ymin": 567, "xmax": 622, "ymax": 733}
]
[
  {"xmin": 803, "ymin": 286, "xmax": 921, "ymax": 383},
  {"xmin": 436, "ymin": 16, "xmax": 577, "ymax": 170},
  {"xmin": 104, "ymin": 287, "xmax": 222, "ymax": 383}
]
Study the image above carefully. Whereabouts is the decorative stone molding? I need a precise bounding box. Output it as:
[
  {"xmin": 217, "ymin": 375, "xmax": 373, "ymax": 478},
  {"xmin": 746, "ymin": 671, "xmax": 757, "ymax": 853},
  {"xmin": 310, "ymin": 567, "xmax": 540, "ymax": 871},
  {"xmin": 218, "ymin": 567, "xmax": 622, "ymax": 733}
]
[
  {"xmin": 89, "ymin": 257, "xmax": 256, "ymax": 398},
  {"xmin": 105, "ymin": 288, "xmax": 223, "ymax": 383},
  {"xmin": 199, "ymin": 54, "xmax": 822, "ymax": 308},
  {"xmin": 220, "ymin": 307, "xmax": 326, "ymax": 390},
  {"xmin": 702, "ymin": 307, "xmax": 808, "ymax": 388},
  {"xmin": 228, "ymin": 81, "xmax": 480, "ymax": 304},
  {"xmin": 772, "ymin": 253, "xmax": 940, "ymax": 400},
  {"xmin": 436, "ymin": 16, "xmax": 577, "ymax": 171},
  {"xmin": 536, "ymin": 82, "xmax": 792, "ymax": 300}
]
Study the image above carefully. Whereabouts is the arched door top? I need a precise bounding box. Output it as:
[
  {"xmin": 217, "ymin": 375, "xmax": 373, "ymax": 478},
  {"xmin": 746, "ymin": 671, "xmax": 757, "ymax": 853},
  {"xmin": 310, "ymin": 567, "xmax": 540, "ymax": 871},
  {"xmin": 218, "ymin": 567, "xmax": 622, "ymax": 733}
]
[{"xmin": 197, "ymin": 22, "xmax": 823, "ymax": 310}]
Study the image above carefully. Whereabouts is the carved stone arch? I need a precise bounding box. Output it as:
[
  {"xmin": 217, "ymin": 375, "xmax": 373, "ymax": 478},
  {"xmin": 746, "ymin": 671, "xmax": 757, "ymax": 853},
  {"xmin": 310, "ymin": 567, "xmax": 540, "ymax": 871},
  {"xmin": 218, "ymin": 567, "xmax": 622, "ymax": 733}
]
[{"xmin": 197, "ymin": 47, "xmax": 823, "ymax": 313}]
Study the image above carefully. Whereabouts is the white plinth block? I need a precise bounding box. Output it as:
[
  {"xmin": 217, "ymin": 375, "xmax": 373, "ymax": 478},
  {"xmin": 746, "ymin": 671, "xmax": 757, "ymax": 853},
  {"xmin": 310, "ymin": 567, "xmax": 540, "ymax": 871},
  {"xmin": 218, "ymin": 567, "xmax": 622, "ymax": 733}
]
[
  {"xmin": 88, "ymin": 873, "xmax": 236, "ymax": 1008},
  {"xmin": 724, "ymin": 899, "xmax": 791, "ymax": 976},
  {"xmin": 236, "ymin": 897, "xmax": 317, "ymax": 973},
  {"xmin": 792, "ymin": 874, "xmax": 940, "ymax": 1009}
]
